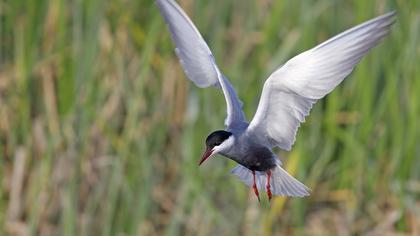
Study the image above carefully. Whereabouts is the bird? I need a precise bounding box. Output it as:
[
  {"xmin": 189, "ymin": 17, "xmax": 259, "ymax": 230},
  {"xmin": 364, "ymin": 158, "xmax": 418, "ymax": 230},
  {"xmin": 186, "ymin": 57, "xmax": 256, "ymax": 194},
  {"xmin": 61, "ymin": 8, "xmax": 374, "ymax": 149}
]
[{"xmin": 156, "ymin": 0, "xmax": 396, "ymax": 201}]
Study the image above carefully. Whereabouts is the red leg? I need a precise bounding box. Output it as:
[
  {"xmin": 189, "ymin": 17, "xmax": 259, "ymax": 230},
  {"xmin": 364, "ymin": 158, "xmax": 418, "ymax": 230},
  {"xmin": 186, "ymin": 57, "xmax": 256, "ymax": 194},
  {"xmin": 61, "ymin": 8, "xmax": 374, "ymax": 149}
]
[
  {"xmin": 252, "ymin": 170, "xmax": 260, "ymax": 202},
  {"xmin": 266, "ymin": 170, "xmax": 272, "ymax": 201}
]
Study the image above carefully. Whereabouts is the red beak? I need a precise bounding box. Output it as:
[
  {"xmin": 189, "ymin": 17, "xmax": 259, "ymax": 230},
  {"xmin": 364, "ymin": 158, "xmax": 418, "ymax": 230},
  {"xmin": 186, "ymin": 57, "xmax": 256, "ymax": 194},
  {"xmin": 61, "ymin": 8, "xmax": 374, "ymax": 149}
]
[{"xmin": 199, "ymin": 148, "xmax": 214, "ymax": 166}]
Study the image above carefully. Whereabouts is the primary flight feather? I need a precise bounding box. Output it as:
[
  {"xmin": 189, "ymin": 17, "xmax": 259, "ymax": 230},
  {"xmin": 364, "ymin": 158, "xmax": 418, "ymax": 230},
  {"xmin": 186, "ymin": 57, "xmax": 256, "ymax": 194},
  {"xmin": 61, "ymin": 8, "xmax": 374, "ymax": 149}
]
[{"xmin": 156, "ymin": 0, "xmax": 396, "ymax": 201}]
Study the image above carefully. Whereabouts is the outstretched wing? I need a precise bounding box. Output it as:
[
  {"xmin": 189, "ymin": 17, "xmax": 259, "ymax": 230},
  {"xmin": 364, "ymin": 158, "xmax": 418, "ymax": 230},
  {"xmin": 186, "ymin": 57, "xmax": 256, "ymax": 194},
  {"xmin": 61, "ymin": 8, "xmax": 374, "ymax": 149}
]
[
  {"xmin": 247, "ymin": 12, "xmax": 396, "ymax": 150},
  {"xmin": 156, "ymin": 0, "xmax": 247, "ymax": 129}
]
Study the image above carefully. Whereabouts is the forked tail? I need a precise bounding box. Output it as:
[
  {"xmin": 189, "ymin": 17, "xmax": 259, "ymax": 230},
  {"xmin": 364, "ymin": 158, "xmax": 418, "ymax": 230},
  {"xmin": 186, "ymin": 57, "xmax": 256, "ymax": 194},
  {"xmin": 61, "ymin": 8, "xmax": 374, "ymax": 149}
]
[{"xmin": 231, "ymin": 164, "xmax": 310, "ymax": 197}]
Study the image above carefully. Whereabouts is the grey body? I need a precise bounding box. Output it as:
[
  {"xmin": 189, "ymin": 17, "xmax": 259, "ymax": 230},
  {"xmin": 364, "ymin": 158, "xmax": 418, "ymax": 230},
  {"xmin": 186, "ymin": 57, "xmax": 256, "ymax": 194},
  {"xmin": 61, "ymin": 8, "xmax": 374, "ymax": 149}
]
[{"xmin": 219, "ymin": 133, "xmax": 278, "ymax": 171}]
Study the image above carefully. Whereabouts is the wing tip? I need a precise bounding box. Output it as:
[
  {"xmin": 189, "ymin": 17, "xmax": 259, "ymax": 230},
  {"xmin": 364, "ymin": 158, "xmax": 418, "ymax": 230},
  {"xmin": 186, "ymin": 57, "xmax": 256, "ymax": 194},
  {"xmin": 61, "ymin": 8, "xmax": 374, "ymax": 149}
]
[{"xmin": 384, "ymin": 10, "xmax": 397, "ymax": 18}]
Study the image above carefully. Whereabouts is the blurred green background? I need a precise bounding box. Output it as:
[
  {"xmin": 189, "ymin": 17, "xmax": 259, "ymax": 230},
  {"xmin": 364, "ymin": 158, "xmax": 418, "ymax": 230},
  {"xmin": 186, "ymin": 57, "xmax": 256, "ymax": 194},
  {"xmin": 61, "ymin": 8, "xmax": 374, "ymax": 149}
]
[{"xmin": 0, "ymin": 0, "xmax": 419, "ymax": 235}]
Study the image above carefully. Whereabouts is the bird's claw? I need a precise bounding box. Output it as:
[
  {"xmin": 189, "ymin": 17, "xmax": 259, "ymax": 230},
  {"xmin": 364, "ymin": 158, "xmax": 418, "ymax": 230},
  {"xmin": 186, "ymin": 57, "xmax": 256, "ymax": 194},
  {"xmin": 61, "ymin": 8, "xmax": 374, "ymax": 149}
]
[
  {"xmin": 252, "ymin": 170, "xmax": 260, "ymax": 202},
  {"xmin": 252, "ymin": 170, "xmax": 273, "ymax": 202},
  {"xmin": 266, "ymin": 170, "xmax": 272, "ymax": 201}
]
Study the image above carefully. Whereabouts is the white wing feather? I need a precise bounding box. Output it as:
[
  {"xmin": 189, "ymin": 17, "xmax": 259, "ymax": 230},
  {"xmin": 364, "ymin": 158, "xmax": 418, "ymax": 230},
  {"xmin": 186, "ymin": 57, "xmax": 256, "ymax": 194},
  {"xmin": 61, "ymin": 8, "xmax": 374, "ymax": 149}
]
[
  {"xmin": 156, "ymin": 0, "xmax": 247, "ymax": 129},
  {"xmin": 247, "ymin": 12, "xmax": 396, "ymax": 150}
]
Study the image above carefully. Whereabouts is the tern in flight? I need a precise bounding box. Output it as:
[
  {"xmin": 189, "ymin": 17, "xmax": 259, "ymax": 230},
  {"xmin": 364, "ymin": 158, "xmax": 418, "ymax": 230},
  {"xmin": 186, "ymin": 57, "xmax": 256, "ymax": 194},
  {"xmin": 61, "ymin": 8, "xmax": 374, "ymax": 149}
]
[{"xmin": 156, "ymin": 0, "xmax": 395, "ymax": 201}]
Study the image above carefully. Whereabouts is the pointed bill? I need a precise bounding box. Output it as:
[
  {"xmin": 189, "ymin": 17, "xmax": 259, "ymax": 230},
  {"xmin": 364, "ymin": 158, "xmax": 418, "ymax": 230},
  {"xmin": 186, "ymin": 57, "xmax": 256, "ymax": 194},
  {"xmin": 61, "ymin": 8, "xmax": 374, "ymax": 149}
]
[{"xmin": 198, "ymin": 148, "xmax": 215, "ymax": 166}]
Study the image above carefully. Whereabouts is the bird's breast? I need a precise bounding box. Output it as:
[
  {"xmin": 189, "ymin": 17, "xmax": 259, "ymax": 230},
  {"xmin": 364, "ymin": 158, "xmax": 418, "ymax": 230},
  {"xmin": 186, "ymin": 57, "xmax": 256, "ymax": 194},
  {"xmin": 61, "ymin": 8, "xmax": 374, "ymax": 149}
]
[{"xmin": 223, "ymin": 143, "xmax": 277, "ymax": 171}]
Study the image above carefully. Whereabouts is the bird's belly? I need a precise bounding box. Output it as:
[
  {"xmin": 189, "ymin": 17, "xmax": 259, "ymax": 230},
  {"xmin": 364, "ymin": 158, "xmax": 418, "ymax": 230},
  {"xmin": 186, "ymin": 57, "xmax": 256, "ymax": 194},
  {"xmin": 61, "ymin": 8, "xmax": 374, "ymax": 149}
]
[
  {"xmin": 225, "ymin": 147, "xmax": 277, "ymax": 171},
  {"xmin": 245, "ymin": 160, "xmax": 275, "ymax": 171}
]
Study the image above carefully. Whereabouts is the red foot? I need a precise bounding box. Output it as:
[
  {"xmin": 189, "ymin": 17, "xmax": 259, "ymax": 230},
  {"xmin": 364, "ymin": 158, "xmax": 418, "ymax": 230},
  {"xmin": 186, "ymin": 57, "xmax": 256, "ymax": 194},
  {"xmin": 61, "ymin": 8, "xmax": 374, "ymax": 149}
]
[
  {"xmin": 266, "ymin": 170, "xmax": 272, "ymax": 201},
  {"xmin": 252, "ymin": 170, "xmax": 260, "ymax": 202}
]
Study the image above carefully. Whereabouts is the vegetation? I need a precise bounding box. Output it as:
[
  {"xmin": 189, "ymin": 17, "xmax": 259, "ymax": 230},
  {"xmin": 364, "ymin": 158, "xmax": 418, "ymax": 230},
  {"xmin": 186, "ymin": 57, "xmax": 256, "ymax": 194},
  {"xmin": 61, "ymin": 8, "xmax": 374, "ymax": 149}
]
[{"xmin": 0, "ymin": 0, "xmax": 418, "ymax": 235}]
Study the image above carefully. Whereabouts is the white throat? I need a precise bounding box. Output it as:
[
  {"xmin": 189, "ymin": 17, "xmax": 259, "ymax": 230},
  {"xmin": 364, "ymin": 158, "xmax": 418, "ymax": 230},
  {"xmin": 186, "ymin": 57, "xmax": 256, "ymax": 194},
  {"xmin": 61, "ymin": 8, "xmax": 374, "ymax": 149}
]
[{"xmin": 213, "ymin": 135, "xmax": 235, "ymax": 154}]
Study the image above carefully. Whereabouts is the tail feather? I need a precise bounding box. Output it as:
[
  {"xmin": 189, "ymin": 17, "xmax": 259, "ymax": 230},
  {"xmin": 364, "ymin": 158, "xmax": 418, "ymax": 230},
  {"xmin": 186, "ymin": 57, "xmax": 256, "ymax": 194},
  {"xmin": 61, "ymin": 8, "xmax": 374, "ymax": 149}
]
[{"xmin": 231, "ymin": 164, "xmax": 310, "ymax": 197}]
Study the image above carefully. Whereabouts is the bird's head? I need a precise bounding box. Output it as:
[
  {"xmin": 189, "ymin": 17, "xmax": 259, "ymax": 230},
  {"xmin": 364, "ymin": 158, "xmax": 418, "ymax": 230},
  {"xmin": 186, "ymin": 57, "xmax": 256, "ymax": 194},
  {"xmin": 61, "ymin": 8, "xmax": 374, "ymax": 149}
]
[{"xmin": 199, "ymin": 130, "xmax": 233, "ymax": 166}]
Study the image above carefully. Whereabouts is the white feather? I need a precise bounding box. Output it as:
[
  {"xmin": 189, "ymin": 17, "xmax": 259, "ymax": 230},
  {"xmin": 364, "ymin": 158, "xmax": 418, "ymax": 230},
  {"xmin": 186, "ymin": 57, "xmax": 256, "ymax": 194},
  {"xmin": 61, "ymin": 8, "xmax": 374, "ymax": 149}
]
[
  {"xmin": 247, "ymin": 12, "xmax": 396, "ymax": 150},
  {"xmin": 156, "ymin": 0, "xmax": 247, "ymax": 130},
  {"xmin": 231, "ymin": 164, "xmax": 310, "ymax": 197}
]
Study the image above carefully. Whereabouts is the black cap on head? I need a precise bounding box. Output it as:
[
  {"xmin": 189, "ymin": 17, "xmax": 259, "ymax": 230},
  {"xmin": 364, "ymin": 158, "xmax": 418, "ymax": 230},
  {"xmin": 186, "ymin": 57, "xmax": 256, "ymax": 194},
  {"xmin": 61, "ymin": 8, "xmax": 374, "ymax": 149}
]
[{"xmin": 205, "ymin": 130, "xmax": 232, "ymax": 149}]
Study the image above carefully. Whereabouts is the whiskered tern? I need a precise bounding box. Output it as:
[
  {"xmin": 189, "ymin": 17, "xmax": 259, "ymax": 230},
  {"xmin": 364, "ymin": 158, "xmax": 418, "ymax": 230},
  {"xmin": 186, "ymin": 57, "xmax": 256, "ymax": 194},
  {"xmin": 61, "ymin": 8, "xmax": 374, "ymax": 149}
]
[{"xmin": 156, "ymin": 0, "xmax": 395, "ymax": 201}]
